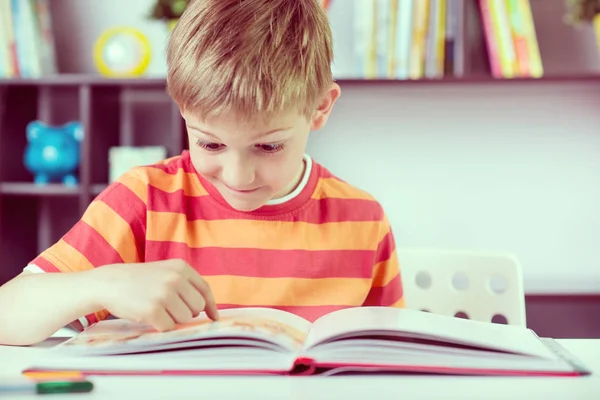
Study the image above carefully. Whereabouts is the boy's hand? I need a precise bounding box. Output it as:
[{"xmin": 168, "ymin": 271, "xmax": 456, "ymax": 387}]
[{"xmin": 94, "ymin": 259, "xmax": 219, "ymax": 331}]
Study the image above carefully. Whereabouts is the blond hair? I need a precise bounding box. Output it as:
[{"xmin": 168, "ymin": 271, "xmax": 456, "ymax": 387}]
[{"xmin": 166, "ymin": 0, "xmax": 333, "ymax": 121}]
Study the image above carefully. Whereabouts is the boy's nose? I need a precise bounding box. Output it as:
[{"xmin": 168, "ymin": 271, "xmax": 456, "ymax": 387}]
[{"xmin": 220, "ymin": 157, "xmax": 255, "ymax": 189}]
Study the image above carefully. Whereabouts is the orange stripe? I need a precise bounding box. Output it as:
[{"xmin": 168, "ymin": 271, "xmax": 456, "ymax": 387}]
[
  {"xmin": 145, "ymin": 168, "xmax": 208, "ymax": 197},
  {"xmin": 92, "ymin": 309, "xmax": 111, "ymax": 323},
  {"xmin": 81, "ymin": 201, "xmax": 140, "ymax": 264},
  {"xmin": 390, "ymin": 297, "xmax": 405, "ymax": 308},
  {"xmin": 147, "ymin": 211, "xmax": 386, "ymax": 250},
  {"xmin": 372, "ymin": 250, "xmax": 400, "ymax": 287},
  {"xmin": 206, "ymin": 276, "xmax": 371, "ymax": 306},
  {"xmin": 44, "ymin": 241, "xmax": 94, "ymax": 273},
  {"xmin": 154, "ymin": 155, "xmax": 182, "ymax": 166},
  {"xmin": 115, "ymin": 169, "xmax": 148, "ymax": 204},
  {"xmin": 313, "ymin": 178, "xmax": 376, "ymax": 201},
  {"xmin": 23, "ymin": 371, "xmax": 84, "ymax": 380}
]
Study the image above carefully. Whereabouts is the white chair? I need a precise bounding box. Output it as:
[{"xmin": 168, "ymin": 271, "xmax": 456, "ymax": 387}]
[{"xmin": 398, "ymin": 248, "xmax": 527, "ymax": 326}]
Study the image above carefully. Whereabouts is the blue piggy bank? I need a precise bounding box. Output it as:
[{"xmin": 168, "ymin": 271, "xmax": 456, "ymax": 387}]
[{"xmin": 24, "ymin": 121, "xmax": 84, "ymax": 186}]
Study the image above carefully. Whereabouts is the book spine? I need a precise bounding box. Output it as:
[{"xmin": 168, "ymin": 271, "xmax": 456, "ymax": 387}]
[
  {"xmin": 394, "ymin": 0, "xmax": 413, "ymax": 79},
  {"xmin": 387, "ymin": 0, "xmax": 398, "ymax": 78},
  {"xmin": 10, "ymin": 0, "xmax": 27, "ymax": 77},
  {"xmin": 0, "ymin": 0, "xmax": 8, "ymax": 77},
  {"xmin": 409, "ymin": 0, "xmax": 429, "ymax": 79},
  {"xmin": 506, "ymin": 0, "xmax": 529, "ymax": 77},
  {"xmin": 34, "ymin": 0, "xmax": 58, "ymax": 75},
  {"xmin": 490, "ymin": 0, "xmax": 516, "ymax": 78},
  {"xmin": 353, "ymin": 0, "xmax": 376, "ymax": 79},
  {"xmin": 24, "ymin": 0, "xmax": 42, "ymax": 77},
  {"xmin": 443, "ymin": 0, "xmax": 456, "ymax": 75},
  {"xmin": 479, "ymin": 0, "xmax": 502, "ymax": 78},
  {"xmin": 425, "ymin": 0, "xmax": 439, "ymax": 79},
  {"xmin": 435, "ymin": 0, "xmax": 447, "ymax": 77},
  {"xmin": 518, "ymin": 0, "xmax": 543, "ymax": 78},
  {"xmin": 3, "ymin": 0, "xmax": 18, "ymax": 76},
  {"xmin": 375, "ymin": 0, "xmax": 391, "ymax": 78}
]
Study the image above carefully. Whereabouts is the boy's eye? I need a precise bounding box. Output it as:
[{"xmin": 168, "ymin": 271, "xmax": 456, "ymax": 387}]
[
  {"xmin": 256, "ymin": 143, "xmax": 284, "ymax": 153},
  {"xmin": 196, "ymin": 139, "xmax": 224, "ymax": 152}
]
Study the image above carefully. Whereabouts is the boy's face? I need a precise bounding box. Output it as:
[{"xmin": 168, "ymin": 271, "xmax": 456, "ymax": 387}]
[{"xmin": 182, "ymin": 84, "xmax": 340, "ymax": 212}]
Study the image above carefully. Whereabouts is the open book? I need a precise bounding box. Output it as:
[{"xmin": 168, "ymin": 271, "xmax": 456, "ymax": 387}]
[{"xmin": 25, "ymin": 307, "xmax": 590, "ymax": 377}]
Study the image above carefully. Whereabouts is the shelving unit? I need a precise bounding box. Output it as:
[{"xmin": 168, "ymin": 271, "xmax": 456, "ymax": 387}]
[
  {"xmin": 1, "ymin": 0, "xmax": 600, "ymax": 293},
  {"xmin": 0, "ymin": 77, "xmax": 183, "ymax": 285}
]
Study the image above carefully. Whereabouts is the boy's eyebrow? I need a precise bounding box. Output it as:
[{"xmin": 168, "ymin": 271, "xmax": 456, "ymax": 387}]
[{"xmin": 186, "ymin": 125, "xmax": 292, "ymax": 140}]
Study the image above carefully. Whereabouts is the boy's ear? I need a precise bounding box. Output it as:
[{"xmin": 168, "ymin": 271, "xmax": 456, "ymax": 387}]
[{"xmin": 310, "ymin": 83, "xmax": 341, "ymax": 131}]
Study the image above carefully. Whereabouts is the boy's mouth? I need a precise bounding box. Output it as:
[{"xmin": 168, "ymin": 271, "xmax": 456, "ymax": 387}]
[{"xmin": 223, "ymin": 184, "xmax": 260, "ymax": 194}]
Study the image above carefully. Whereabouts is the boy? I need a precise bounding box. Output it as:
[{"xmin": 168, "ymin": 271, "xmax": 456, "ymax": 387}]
[{"xmin": 0, "ymin": 0, "xmax": 403, "ymax": 346}]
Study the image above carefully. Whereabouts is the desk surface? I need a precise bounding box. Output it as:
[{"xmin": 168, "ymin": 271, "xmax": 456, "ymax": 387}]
[{"xmin": 1, "ymin": 338, "xmax": 599, "ymax": 400}]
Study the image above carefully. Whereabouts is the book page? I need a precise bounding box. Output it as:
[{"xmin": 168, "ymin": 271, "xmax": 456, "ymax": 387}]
[
  {"xmin": 304, "ymin": 307, "xmax": 557, "ymax": 359},
  {"xmin": 58, "ymin": 307, "xmax": 311, "ymax": 355}
]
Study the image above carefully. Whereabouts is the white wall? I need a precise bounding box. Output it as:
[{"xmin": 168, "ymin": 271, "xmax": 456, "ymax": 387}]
[{"xmin": 51, "ymin": 0, "xmax": 600, "ymax": 294}]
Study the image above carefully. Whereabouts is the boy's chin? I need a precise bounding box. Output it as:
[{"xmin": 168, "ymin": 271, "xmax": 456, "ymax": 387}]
[{"xmin": 221, "ymin": 195, "xmax": 268, "ymax": 212}]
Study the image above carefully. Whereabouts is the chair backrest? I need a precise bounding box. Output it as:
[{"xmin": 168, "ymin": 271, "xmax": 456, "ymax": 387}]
[{"xmin": 398, "ymin": 248, "xmax": 527, "ymax": 326}]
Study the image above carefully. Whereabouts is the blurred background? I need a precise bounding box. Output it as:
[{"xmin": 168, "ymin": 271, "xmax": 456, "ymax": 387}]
[{"xmin": 0, "ymin": 0, "xmax": 599, "ymax": 337}]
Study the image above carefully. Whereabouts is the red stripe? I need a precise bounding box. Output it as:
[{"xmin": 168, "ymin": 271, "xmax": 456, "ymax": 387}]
[
  {"xmin": 148, "ymin": 153, "xmax": 196, "ymax": 174},
  {"xmin": 218, "ymin": 304, "xmax": 352, "ymax": 323},
  {"xmin": 145, "ymin": 241, "xmax": 375, "ymax": 279},
  {"xmin": 374, "ymin": 231, "xmax": 395, "ymax": 264},
  {"xmin": 62, "ymin": 221, "xmax": 124, "ymax": 268},
  {"xmin": 30, "ymin": 255, "xmax": 61, "ymax": 273},
  {"xmin": 148, "ymin": 187, "xmax": 384, "ymax": 223},
  {"xmin": 363, "ymin": 274, "xmax": 403, "ymax": 307},
  {"xmin": 99, "ymin": 182, "xmax": 147, "ymax": 260}
]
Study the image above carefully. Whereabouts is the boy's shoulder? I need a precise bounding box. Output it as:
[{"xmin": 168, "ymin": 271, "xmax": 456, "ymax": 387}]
[
  {"xmin": 112, "ymin": 152, "xmax": 198, "ymax": 188},
  {"xmin": 312, "ymin": 161, "xmax": 388, "ymax": 220},
  {"xmin": 315, "ymin": 162, "xmax": 379, "ymax": 202}
]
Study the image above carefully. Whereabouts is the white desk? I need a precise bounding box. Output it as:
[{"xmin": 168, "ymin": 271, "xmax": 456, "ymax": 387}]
[{"xmin": 1, "ymin": 338, "xmax": 599, "ymax": 400}]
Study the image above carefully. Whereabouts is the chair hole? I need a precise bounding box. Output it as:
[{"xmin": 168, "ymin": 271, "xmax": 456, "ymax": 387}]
[
  {"xmin": 415, "ymin": 271, "xmax": 432, "ymax": 289},
  {"xmin": 491, "ymin": 314, "xmax": 508, "ymax": 325},
  {"xmin": 454, "ymin": 311, "xmax": 469, "ymax": 319},
  {"xmin": 452, "ymin": 272, "xmax": 469, "ymax": 291},
  {"xmin": 489, "ymin": 275, "xmax": 509, "ymax": 294}
]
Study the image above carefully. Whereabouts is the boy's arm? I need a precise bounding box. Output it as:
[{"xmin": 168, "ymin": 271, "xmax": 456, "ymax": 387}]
[
  {"xmin": 363, "ymin": 215, "xmax": 405, "ymax": 308},
  {"xmin": 0, "ymin": 170, "xmax": 148, "ymax": 345},
  {"xmin": 0, "ymin": 268, "xmax": 109, "ymax": 345}
]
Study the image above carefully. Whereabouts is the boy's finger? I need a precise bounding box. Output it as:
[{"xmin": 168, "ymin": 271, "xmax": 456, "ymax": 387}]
[
  {"xmin": 188, "ymin": 274, "xmax": 219, "ymax": 320},
  {"xmin": 149, "ymin": 307, "xmax": 176, "ymax": 332},
  {"xmin": 177, "ymin": 281, "xmax": 206, "ymax": 317},
  {"xmin": 165, "ymin": 294, "xmax": 194, "ymax": 324}
]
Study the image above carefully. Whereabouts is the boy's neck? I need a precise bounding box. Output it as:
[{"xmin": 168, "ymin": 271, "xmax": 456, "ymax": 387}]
[{"xmin": 266, "ymin": 156, "xmax": 309, "ymax": 205}]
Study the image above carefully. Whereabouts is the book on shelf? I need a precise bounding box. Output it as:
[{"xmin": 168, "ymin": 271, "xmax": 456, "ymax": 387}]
[
  {"xmin": 24, "ymin": 307, "xmax": 591, "ymax": 377},
  {"xmin": 349, "ymin": 0, "xmax": 543, "ymax": 80},
  {"xmin": 0, "ymin": 0, "xmax": 58, "ymax": 78},
  {"xmin": 352, "ymin": 0, "xmax": 464, "ymax": 80},
  {"xmin": 479, "ymin": 0, "xmax": 543, "ymax": 78}
]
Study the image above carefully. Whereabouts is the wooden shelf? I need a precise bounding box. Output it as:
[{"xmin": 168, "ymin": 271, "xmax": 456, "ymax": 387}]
[
  {"xmin": 0, "ymin": 182, "xmax": 82, "ymax": 196},
  {"xmin": 335, "ymin": 74, "xmax": 600, "ymax": 84},
  {"xmin": 3, "ymin": 73, "xmax": 600, "ymax": 87},
  {"xmin": 91, "ymin": 184, "xmax": 107, "ymax": 195},
  {"xmin": 0, "ymin": 74, "xmax": 168, "ymax": 87}
]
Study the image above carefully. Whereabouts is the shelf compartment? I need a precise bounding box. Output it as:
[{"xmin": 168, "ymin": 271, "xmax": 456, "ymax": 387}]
[{"xmin": 0, "ymin": 182, "xmax": 82, "ymax": 196}]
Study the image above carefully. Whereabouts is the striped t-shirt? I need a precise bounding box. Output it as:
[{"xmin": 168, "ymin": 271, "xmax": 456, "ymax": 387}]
[{"xmin": 27, "ymin": 151, "xmax": 404, "ymax": 327}]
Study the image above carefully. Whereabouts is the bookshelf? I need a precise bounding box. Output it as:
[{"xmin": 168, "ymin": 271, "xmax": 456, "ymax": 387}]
[{"xmin": 1, "ymin": 2, "xmax": 599, "ymax": 289}]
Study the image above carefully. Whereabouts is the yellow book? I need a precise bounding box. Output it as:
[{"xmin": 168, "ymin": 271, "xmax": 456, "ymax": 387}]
[
  {"xmin": 518, "ymin": 0, "xmax": 543, "ymax": 78},
  {"xmin": 388, "ymin": 0, "xmax": 399, "ymax": 78},
  {"xmin": 367, "ymin": 0, "xmax": 378, "ymax": 79},
  {"xmin": 435, "ymin": 0, "xmax": 447, "ymax": 77},
  {"xmin": 409, "ymin": 0, "xmax": 430, "ymax": 79},
  {"xmin": 489, "ymin": 0, "xmax": 516, "ymax": 78}
]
